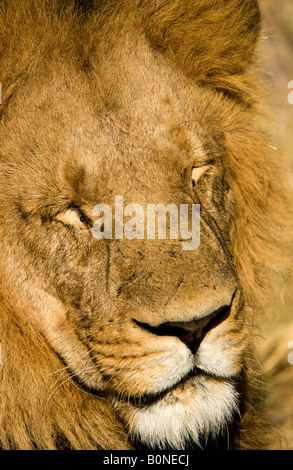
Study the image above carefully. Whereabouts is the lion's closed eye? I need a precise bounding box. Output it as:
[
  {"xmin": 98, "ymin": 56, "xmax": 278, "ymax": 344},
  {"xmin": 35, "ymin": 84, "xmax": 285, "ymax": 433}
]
[
  {"xmin": 191, "ymin": 165, "xmax": 210, "ymax": 185},
  {"xmin": 55, "ymin": 206, "xmax": 91, "ymax": 229}
]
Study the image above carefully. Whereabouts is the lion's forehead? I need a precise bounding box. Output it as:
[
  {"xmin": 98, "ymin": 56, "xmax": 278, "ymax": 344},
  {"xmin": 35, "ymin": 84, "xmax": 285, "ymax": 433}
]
[{"xmin": 4, "ymin": 30, "xmax": 225, "ymax": 176}]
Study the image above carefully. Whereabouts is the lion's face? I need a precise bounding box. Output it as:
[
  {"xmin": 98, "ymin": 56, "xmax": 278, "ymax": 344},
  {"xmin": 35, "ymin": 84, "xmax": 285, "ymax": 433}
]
[{"xmin": 0, "ymin": 6, "xmax": 260, "ymax": 449}]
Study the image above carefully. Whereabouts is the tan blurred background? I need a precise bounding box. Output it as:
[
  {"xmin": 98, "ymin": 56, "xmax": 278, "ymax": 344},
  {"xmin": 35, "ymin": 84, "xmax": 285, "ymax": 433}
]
[{"xmin": 258, "ymin": 0, "xmax": 293, "ymax": 450}]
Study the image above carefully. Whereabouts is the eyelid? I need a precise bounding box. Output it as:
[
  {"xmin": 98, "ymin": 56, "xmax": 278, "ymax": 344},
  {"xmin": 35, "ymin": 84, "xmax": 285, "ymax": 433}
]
[
  {"xmin": 55, "ymin": 206, "xmax": 92, "ymax": 228},
  {"xmin": 191, "ymin": 165, "xmax": 210, "ymax": 183},
  {"xmin": 70, "ymin": 205, "xmax": 87, "ymax": 221}
]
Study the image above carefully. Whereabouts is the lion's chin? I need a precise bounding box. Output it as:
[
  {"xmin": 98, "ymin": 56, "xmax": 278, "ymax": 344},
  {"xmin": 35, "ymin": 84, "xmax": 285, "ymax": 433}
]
[{"xmin": 113, "ymin": 375, "xmax": 240, "ymax": 450}]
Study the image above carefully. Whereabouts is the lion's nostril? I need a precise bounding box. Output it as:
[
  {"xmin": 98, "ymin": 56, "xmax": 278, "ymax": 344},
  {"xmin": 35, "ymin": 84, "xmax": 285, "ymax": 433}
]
[{"xmin": 133, "ymin": 304, "xmax": 231, "ymax": 354}]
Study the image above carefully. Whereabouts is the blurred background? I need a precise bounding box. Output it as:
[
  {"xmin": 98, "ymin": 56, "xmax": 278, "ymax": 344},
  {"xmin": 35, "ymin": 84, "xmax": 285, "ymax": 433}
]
[
  {"xmin": 260, "ymin": 0, "xmax": 293, "ymax": 174},
  {"xmin": 258, "ymin": 0, "xmax": 293, "ymax": 450}
]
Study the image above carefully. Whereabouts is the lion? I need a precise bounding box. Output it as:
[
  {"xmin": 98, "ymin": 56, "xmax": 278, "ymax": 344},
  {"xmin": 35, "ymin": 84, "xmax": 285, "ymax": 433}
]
[{"xmin": 0, "ymin": 0, "xmax": 291, "ymax": 450}]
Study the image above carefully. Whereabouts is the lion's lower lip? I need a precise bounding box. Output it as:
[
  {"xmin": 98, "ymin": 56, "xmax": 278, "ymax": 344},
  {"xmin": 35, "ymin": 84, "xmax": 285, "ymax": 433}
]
[{"xmin": 128, "ymin": 366, "xmax": 202, "ymax": 408}]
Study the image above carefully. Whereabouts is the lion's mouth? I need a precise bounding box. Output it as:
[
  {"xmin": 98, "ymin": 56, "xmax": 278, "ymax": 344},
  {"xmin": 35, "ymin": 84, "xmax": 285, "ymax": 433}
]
[{"xmin": 128, "ymin": 365, "xmax": 203, "ymax": 408}]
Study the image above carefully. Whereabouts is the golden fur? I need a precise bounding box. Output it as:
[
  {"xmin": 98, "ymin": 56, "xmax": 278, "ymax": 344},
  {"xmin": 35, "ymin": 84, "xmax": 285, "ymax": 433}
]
[{"xmin": 0, "ymin": 0, "xmax": 291, "ymax": 450}]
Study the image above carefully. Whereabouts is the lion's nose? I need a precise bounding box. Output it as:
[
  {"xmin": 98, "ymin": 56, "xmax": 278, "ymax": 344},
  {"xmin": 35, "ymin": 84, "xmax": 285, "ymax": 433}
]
[{"xmin": 133, "ymin": 304, "xmax": 231, "ymax": 354}]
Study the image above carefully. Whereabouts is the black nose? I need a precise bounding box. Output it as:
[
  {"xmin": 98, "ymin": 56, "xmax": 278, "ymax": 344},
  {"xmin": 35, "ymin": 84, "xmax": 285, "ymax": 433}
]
[{"xmin": 133, "ymin": 304, "xmax": 231, "ymax": 354}]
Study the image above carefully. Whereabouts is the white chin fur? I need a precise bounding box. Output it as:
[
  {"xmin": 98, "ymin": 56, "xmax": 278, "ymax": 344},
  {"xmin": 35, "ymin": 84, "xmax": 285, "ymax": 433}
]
[{"xmin": 120, "ymin": 376, "xmax": 239, "ymax": 450}]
